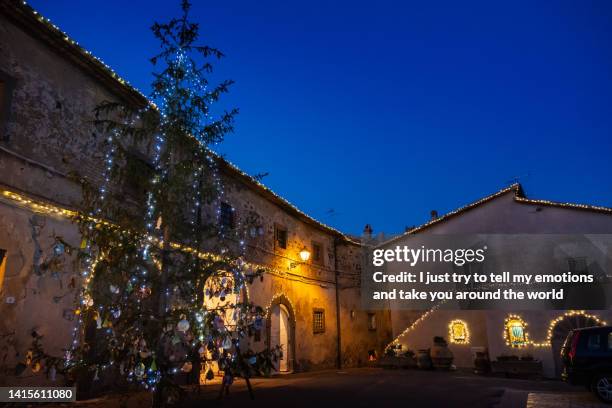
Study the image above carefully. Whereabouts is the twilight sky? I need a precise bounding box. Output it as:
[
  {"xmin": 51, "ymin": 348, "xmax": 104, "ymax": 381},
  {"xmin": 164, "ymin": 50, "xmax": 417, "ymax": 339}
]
[{"xmin": 29, "ymin": 0, "xmax": 612, "ymax": 235}]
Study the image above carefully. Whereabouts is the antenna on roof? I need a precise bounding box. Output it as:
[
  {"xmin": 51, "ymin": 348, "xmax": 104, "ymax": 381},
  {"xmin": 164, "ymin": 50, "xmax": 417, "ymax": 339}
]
[
  {"xmin": 506, "ymin": 172, "xmax": 531, "ymax": 185},
  {"xmin": 252, "ymin": 172, "xmax": 269, "ymax": 182},
  {"xmin": 326, "ymin": 208, "xmax": 339, "ymax": 217}
]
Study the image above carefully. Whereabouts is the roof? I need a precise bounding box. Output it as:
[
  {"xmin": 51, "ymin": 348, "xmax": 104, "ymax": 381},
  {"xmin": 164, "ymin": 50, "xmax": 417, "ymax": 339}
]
[
  {"xmin": 380, "ymin": 183, "xmax": 612, "ymax": 246},
  {"xmin": 216, "ymin": 155, "xmax": 357, "ymax": 243},
  {"xmin": 0, "ymin": 0, "xmax": 149, "ymax": 108},
  {"xmin": 0, "ymin": 0, "xmax": 357, "ymax": 244}
]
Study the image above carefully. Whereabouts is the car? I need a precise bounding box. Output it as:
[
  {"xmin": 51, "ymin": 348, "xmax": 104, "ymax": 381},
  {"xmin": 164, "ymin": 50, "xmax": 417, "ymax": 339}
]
[{"xmin": 561, "ymin": 326, "xmax": 612, "ymax": 403}]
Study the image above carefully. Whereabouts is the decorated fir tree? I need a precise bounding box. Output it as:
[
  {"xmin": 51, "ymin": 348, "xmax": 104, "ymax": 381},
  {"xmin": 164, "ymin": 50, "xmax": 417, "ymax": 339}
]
[{"xmin": 56, "ymin": 1, "xmax": 278, "ymax": 404}]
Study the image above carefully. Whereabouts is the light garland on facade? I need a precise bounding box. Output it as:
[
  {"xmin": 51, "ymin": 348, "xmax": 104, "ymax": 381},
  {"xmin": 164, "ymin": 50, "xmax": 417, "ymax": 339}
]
[
  {"xmin": 19, "ymin": 1, "xmax": 151, "ymax": 107},
  {"xmin": 385, "ymin": 304, "xmax": 441, "ymax": 352},
  {"xmin": 380, "ymin": 183, "xmax": 612, "ymax": 247},
  {"xmin": 385, "ymin": 309, "xmax": 608, "ymax": 352},
  {"xmin": 503, "ymin": 314, "xmax": 530, "ymax": 348},
  {"xmin": 531, "ymin": 310, "xmax": 607, "ymax": 347},
  {"xmin": 264, "ymin": 293, "xmax": 296, "ymax": 319},
  {"xmin": 448, "ymin": 319, "xmax": 470, "ymax": 345},
  {"xmin": 0, "ymin": 187, "xmax": 336, "ymax": 286}
]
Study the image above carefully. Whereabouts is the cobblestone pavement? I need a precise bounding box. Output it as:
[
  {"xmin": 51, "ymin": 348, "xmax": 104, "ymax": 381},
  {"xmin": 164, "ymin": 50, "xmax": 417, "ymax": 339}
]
[{"xmin": 527, "ymin": 392, "xmax": 607, "ymax": 408}]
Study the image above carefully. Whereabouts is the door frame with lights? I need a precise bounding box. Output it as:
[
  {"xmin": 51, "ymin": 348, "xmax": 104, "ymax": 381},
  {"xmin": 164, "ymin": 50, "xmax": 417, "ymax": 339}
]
[{"xmin": 266, "ymin": 294, "xmax": 296, "ymax": 373}]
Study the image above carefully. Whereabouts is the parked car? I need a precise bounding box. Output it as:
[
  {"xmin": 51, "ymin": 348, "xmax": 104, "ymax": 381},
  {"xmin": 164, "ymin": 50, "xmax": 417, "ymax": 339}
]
[{"xmin": 561, "ymin": 326, "xmax": 612, "ymax": 403}]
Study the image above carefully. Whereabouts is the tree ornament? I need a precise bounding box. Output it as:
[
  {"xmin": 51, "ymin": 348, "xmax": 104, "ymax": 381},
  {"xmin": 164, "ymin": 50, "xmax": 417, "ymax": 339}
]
[
  {"xmin": 150, "ymin": 358, "xmax": 157, "ymax": 372},
  {"xmin": 206, "ymin": 369, "xmax": 214, "ymax": 381},
  {"xmin": 32, "ymin": 362, "xmax": 41, "ymax": 373},
  {"xmin": 48, "ymin": 365, "xmax": 57, "ymax": 381},
  {"xmin": 214, "ymin": 315, "xmax": 224, "ymax": 330},
  {"xmin": 93, "ymin": 368, "xmax": 100, "ymax": 381},
  {"xmin": 181, "ymin": 362, "xmax": 193, "ymax": 373},
  {"xmin": 222, "ymin": 336, "xmax": 232, "ymax": 349},
  {"xmin": 135, "ymin": 363, "xmax": 145, "ymax": 379},
  {"xmin": 109, "ymin": 284, "xmax": 120, "ymax": 294},
  {"xmin": 177, "ymin": 318, "xmax": 190, "ymax": 332},
  {"xmin": 53, "ymin": 242, "xmax": 65, "ymax": 256},
  {"xmin": 254, "ymin": 316, "xmax": 263, "ymax": 330}
]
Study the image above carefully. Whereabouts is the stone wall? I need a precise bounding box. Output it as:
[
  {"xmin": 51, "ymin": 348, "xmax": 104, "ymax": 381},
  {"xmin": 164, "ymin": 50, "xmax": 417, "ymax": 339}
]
[{"xmin": 0, "ymin": 200, "xmax": 81, "ymax": 385}]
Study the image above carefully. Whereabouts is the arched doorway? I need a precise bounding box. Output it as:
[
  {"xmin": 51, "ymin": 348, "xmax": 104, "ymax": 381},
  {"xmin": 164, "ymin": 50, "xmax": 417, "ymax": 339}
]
[
  {"xmin": 550, "ymin": 312, "xmax": 603, "ymax": 378},
  {"xmin": 201, "ymin": 272, "xmax": 247, "ymax": 382},
  {"xmin": 266, "ymin": 295, "xmax": 296, "ymax": 372}
]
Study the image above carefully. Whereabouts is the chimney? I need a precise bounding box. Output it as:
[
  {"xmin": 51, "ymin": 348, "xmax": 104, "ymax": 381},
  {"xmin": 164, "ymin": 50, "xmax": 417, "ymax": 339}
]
[
  {"xmin": 430, "ymin": 210, "xmax": 438, "ymax": 220},
  {"xmin": 363, "ymin": 224, "xmax": 373, "ymax": 238}
]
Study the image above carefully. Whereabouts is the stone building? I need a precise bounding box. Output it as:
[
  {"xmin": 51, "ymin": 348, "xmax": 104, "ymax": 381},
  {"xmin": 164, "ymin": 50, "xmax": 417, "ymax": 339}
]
[
  {"xmin": 381, "ymin": 184, "xmax": 612, "ymax": 378},
  {"xmin": 0, "ymin": 1, "xmax": 391, "ymax": 385}
]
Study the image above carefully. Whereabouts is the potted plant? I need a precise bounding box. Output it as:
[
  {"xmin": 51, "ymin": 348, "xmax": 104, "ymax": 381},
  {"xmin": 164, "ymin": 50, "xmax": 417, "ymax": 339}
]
[{"xmin": 430, "ymin": 336, "xmax": 454, "ymax": 370}]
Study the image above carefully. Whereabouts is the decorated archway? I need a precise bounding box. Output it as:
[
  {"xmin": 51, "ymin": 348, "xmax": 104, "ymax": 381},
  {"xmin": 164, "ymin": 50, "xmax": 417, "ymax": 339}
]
[
  {"xmin": 266, "ymin": 294, "xmax": 296, "ymax": 372},
  {"xmin": 549, "ymin": 311, "xmax": 605, "ymax": 377}
]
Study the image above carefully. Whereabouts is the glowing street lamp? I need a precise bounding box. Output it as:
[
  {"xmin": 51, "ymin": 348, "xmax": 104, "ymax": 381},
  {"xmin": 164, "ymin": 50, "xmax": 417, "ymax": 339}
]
[
  {"xmin": 290, "ymin": 247, "xmax": 311, "ymax": 269},
  {"xmin": 299, "ymin": 247, "xmax": 311, "ymax": 262}
]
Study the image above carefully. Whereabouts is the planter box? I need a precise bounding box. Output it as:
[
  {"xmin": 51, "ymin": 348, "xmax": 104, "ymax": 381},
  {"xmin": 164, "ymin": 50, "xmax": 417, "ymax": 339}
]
[
  {"xmin": 378, "ymin": 356, "xmax": 417, "ymax": 369},
  {"xmin": 491, "ymin": 360, "xmax": 542, "ymax": 378}
]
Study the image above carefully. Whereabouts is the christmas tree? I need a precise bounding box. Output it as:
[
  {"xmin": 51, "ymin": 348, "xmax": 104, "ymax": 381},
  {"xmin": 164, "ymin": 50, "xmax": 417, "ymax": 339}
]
[{"xmin": 55, "ymin": 1, "xmax": 279, "ymax": 405}]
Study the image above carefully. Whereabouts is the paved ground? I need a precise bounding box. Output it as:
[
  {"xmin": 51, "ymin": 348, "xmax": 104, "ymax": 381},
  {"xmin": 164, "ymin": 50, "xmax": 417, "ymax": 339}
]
[
  {"xmin": 63, "ymin": 368, "xmax": 605, "ymax": 408},
  {"xmin": 526, "ymin": 392, "xmax": 606, "ymax": 408}
]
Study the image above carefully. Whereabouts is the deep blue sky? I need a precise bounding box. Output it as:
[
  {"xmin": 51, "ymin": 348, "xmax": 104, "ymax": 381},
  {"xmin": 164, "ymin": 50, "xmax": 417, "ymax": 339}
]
[{"xmin": 29, "ymin": 0, "xmax": 612, "ymax": 235}]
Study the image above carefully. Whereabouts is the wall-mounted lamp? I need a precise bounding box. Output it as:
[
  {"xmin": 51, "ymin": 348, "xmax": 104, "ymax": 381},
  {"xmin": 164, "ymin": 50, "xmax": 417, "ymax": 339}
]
[
  {"xmin": 299, "ymin": 247, "xmax": 311, "ymax": 262},
  {"xmin": 290, "ymin": 247, "xmax": 311, "ymax": 269}
]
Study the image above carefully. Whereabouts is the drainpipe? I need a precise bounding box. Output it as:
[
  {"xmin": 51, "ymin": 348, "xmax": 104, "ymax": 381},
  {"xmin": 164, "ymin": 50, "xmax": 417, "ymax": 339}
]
[{"xmin": 333, "ymin": 237, "xmax": 342, "ymax": 369}]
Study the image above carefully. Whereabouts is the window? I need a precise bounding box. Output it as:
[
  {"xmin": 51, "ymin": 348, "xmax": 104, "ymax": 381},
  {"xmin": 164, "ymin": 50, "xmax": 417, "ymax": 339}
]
[
  {"xmin": 448, "ymin": 319, "xmax": 470, "ymax": 344},
  {"xmin": 313, "ymin": 309, "xmax": 325, "ymax": 334},
  {"xmin": 587, "ymin": 333, "xmax": 602, "ymax": 351},
  {"xmin": 275, "ymin": 225, "xmax": 288, "ymax": 249},
  {"xmin": 368, "ymin": 313, "xmax": 377, "ymax": 331},
  {"xmin": 219, "ymin": 202, "xmax": 234, "ymax": 229},
  {"xmin": 504, "ymin": 315, "xmax": 528, "ymax": 347},
  {"xmin": 311, "ymin": 242, "xmax": 323, "ymax": 265},
  {"xmin": 0, "ymin": 72, "xmax": 16, "ymax": 141},
  {"xmin": 568, "ymin": 257, "xmax": 588, "ymax": 274}
]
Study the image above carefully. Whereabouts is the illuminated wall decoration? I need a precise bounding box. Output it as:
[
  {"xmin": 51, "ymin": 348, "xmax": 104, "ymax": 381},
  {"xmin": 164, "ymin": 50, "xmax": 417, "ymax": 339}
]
[
  {"xmin": 384, "ymin": 304, "xmax": 442, "ymax": 353},
  {"xmin": 448, "ymin": 319, "xmax": 470, "ymax": 344},
  {"xmin": 531, "ymin": 310, "xmax": 607, "ymax": 347},
  {"xmin": 504, "ymin": 314, "xmax": 529, "ymax": 347}
]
